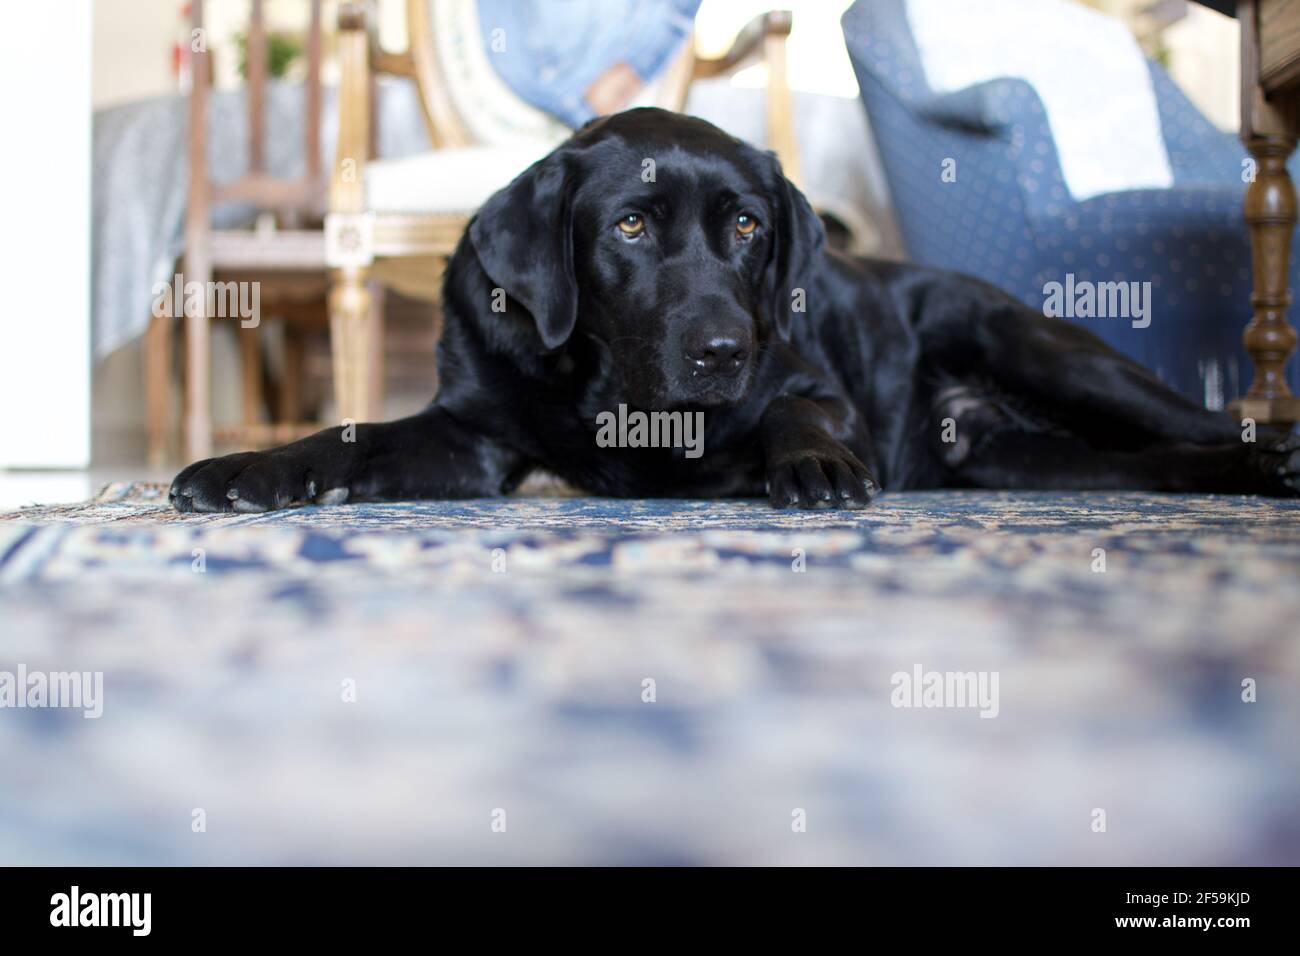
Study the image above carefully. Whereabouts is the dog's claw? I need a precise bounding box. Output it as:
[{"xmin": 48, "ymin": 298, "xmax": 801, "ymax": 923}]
[{"xmin": 767, "ymin": 443, "xmax": 878, "ymax": 510}]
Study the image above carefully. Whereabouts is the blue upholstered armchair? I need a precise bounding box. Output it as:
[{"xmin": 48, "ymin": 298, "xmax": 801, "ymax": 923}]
[{"xmin": 841, "ymin": 0, "xmax": 1298, "ymax": 406}]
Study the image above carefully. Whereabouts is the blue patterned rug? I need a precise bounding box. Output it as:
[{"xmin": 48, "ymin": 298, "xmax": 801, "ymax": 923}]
[{"xmin": 1, "ymin": 483, "xmax": 1298, "ymax": 864}]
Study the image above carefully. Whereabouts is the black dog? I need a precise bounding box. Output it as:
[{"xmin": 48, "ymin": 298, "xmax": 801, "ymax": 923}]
[{"xmin": 171, "ymin": 108, "xmax": 1300, "ymax": 513}]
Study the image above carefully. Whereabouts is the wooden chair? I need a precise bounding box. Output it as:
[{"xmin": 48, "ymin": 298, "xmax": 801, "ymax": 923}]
[
  {"xmin": 150, "ymin": 0, "xmax": 347, "ymax": 464},
  {"xmin": 324, "ymin": 0, "xmax": 799, "ymax": 425}
]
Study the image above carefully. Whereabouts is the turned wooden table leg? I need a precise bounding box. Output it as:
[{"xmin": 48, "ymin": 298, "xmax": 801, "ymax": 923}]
[{"xmin": 1232, "ymin": 135, "xmax": 1300, "ymax": 424}]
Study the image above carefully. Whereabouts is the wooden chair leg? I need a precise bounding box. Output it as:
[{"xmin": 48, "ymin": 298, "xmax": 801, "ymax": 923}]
[
  {"xmin": 278, "ymin": 325, "xmax": 306, "ymax": 425},
  {"xmin": 329, "ymin": 265, "xmax": 374, "ymax": 423},
  {"xmin": 368, "ymin": 282, "xmax": 386, "ymax": 421},
  {"xmin": 144, "ymin": 311, "xmax": 173, "ymax": 467},
  {"xmin": 764, "ymin": 29, "xmax": 800, "ymax": 187},
  {"xmin": 183, "ymin": 0, "xmax": 212, "ymax": 463},
  {"xmin": 183, "ymin": 268, "xmax": 213, "ymax": 462},
  {"xmin": 239, "ymin": 320, "xmax": 264, "ymax": 438},
  {"xmin": 183, "ymin": 317, "xmax": 212, "ymax": 461}
]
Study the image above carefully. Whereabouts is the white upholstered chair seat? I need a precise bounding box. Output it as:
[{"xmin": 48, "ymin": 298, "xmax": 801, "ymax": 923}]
[{"xmin": 364, "ymin": 139, "xmax": 561, "ymax": 215}]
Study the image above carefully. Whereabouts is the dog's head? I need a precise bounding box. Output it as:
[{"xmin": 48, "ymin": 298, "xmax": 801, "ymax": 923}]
[{"xmin": 468, "ymin": 108, "xmax": 824, "ymax": 409}]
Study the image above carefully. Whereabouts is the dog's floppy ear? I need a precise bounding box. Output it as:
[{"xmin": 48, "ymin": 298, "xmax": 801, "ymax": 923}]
[
  {"xmin": 468, "ymin": 150, "xmax": 577, "ymax": 350},
  {"xmin": 765, "ymin": 158, "xmax": 825, "ymax": 341}
]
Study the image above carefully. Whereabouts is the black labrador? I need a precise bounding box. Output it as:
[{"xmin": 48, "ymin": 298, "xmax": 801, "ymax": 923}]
[{"xmin": 171, "ymin": 108, "xmax": 1300, "ymax": 513}]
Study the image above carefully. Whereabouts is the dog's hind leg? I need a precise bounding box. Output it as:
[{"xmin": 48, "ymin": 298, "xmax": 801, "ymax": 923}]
[
  {"xmin": 950, "ymin": 431, "xmax": 1300, "ymax": 494},
  {"xmin": 932, "ymin": 384, "xmax": 1300, "ymax": 495},
  {"xmin": 918, "ymin": 285, "xmax": 1245, "ymax": 447}
]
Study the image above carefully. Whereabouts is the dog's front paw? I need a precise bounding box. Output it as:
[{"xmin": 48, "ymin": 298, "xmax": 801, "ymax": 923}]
[
  {"xmin": 170, "ymin": 450, "xmax": 342, "ymax": 513},
  {"xmin": 766, "ymin": 444, "xmax": 878, "ymax": 509}
]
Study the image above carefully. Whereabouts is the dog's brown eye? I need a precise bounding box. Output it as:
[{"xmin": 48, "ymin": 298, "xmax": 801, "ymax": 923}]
[
  {"xmin": 736, "ymin": 214, "xmax": 758, "ymax": 238},
  {"xmin": 617, "ymin": 214, "xmax": 644, "ymax": 237}
]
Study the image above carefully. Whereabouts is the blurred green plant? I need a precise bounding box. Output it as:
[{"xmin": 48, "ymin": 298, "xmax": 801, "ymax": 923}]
[{"xmin": 236, "ymin": 31, "xmax": 303, "ymax": 79}]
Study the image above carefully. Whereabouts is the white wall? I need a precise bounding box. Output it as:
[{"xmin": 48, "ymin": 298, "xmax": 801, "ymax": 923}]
[
  {"xmin": 92, "ymin": 0, "xmax": 179, "ymax": 109},
  {"xmin": 1085, "ymin": 0, "xmax": 1240, "ymax": 131},
  {"xmin": 1164, "ymin": 3, "xmax": 1240, "ymax": 132},
  {"xmin": 0, "ymin": 1, "xmax": 93, "ymax": 467},
  {"xmin": 694, "ymin": 0, "xmax": 860, "ymax": 97}
]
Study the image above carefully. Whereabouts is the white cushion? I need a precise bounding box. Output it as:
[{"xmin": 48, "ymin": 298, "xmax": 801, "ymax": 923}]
[
  {"xmin": 365, "ymin": 140, "xmax": 562, "ymax": 215},
  {"xmin": 905, "ymin": 0, "xmax": 1174, "ymax": 202}
]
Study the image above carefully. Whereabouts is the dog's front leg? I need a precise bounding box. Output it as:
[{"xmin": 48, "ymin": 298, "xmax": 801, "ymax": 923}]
[
  {"xmin": 761, "ymin": 394, "xmax": 878, "ymax": 509},
  {"xmin": 170, "ymin": 405, "xmax": 521, "ymax": 513}
]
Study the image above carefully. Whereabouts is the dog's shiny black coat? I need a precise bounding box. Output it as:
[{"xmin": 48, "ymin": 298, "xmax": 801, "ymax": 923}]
[{"xmin": 172, "ymin": 108, "xmax": 1300, "ymax": 513}]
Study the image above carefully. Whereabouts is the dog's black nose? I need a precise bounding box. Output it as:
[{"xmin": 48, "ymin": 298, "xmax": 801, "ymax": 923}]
[{"xmin": 686, "ymin": 334, "xmax": 749, "ymax": 376}]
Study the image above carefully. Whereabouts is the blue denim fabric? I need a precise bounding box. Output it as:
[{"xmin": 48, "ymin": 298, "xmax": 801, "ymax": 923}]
[{"xmin": 477, "ymin": 0, "xmax": 700, "ymax": 127}]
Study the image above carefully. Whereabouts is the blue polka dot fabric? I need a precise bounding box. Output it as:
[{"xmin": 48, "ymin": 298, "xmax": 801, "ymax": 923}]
[{"xmin": 841, "ymin": 0, "xmax": 1298, "ymax": 407}]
